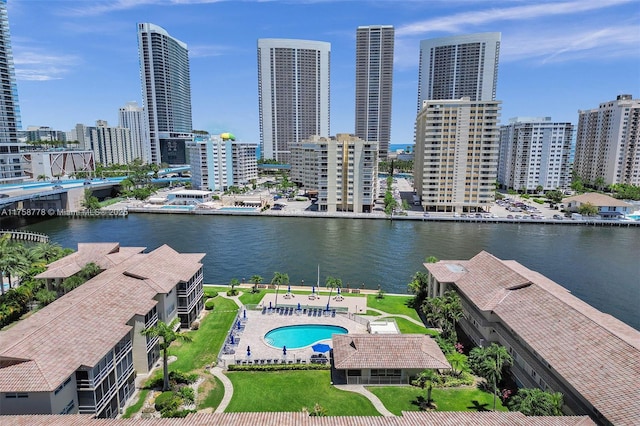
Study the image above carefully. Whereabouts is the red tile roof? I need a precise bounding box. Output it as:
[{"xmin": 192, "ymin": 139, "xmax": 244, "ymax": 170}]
[
  {"xmin": 0, "ymin": 244, "xmax": 204, "ymax": 392},
  {"xmin": 0, "ymin": 412, "xmax": 596, "ymax": 426},
  {"xmin": 426, "ymin": 251, "xmax": 640, "ymax": 426},
  {"xmin": 332, "ymin": 334, "xmax": 451, "ymax": 370}
]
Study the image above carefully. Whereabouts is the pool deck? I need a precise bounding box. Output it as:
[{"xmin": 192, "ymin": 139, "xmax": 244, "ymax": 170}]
[
  {"xmin": 257, "ymin": 292, "xmax": 368, "ymax": 314},
  {"xmin": 218, "ymin": 295, "xmax": 369, "ymax": 368}
]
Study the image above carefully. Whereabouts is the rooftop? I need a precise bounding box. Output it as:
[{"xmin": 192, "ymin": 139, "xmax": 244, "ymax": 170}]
[
  {"xmin": 564, "ymin": 193, "xmax": 632, "ymax": 207},
  {"xmin": 425, "ymin": 251, "xmax": 640, "ymax": 426}
]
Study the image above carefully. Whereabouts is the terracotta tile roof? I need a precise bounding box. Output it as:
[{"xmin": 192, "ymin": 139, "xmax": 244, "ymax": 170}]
[
  {"xmin": 0, "ymin": 244, "xmax": 204, "ymax": 392},
  {"xmin": 332, "ymin": 334, "xmax": 451, "ymax": 370},
  {"xmin": 0, "ymin": 412, "xmax": 597, "ymax": 426},
  {"xmin": 35, "ymin": 243, "xmax": 146, "ymax": 279},
  {"xmin": 564, "ymin": 192, "xmax": 632, "ymax": 207},
  {"xmin": 432, "ymin": 251, "xmax": 640, "ymax": 426}
]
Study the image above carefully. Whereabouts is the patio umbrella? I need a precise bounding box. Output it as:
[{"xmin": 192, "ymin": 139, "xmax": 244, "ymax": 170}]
[
  {"xmin": 312, "ymin": 285, "xmax": 315, "ymax": 294},
  {"xmin": 297, "ymin": 302, "xmax": 301, "ymax": 311},
  {"xmin": 337, "ymin": 287, "xmax": 341, "ymax": 294},
  {"xmin": 311, "ymin": 343, "xmax": 331, "ymax": 353},
  {"xmin": 247, "ymin": 346, "xmax": 251, "ymax": 357},
  {"xmin": 243, "ymin": 309, "xmax": 246, "ymax": 319},
  {"xmin": 288, "ymin": 285, "xmax": 291, "ymax": 293},
  {"xmin": 237, "ymin": 320, "xmax": 241, "ymax": 330},
  {"xmin": 230, "ymin": 335, "xmax": 235, "ymax": 345},
  {"xmin": 283, "ymin": 346, "xmax": 287, "ymax": 356},
  {"xmin": 269, "ymin": 301, "xmax": 272, "ymax": 308},
  {"xmin": 326, "ymin": 303, "xmax": 330, "ymax": 311}
]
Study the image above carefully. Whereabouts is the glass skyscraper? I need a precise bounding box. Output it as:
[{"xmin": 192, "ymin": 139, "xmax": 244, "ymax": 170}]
[
  {"xmin": 355, "ymin": 25, "xmax": 394, "ymax": 160},
  {"xmin": 138, "ymin": 23, "xmax": 192, "ymax": 165}
]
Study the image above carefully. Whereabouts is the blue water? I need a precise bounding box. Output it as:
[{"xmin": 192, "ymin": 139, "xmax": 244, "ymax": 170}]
[
  {"xmin": 627, "ymin": 214, "xmax": 640, "ymax": 221},
  {"xmin": 161, "ymin": 205, "xmax": 195, "ymax": 210},
  {"xmin": 264, "ymin": 324, "xmax": 348, "ymax": 349}
]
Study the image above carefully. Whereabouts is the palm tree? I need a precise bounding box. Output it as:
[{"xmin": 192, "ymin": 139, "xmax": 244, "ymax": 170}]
[
  {"xmin": 141, "ymin": 317, "xmax": 192, "ymax": 391},
  {"xmin": 61, "ymin": 275, "xmax": 84, "ymax": 294},
  {"xmin": 414, "ymin": 369, "xmax": 439, "ymax": 407},
  {"xmin": 35, "ymin": 288, "xmax": 57, "ymax": 307},
  {"xmin": 37, "ymin": 174, "xmax": 49, "ymax": 182},
  {"xmin": 79, "ymin": 262, "xmax": 102, "ymax": 280},
  {"xmin": 0, "ymin": 237, "xmax": 30, "ymax": 292},
  {"xmin": 408, "ymin": 271, "xmax": 430, "ymax": 305},
  {"xmin": 229, "ymin": 278, "xmax": 240, "ymax": 296},
  {"xmin": 271, "ymin": 272, "xmax": 289, "ymax": 307},
  {"xmin": 30, "ymin": 241, "xmax": 63, "ymax": 263},
  {"xmin": 470, "ymin": 343, "xmax": 513, "ymax": 411},
  {"xmin": 550, "ymin": 391, "xmax": 564, "ymax": 416},
  {"xmin": 250, "ymin": 274, "xmax": 263, "ymax": 293},
  {"xmin": 325, "ymin": 276, "xmax": 342, "ymax": 310}
]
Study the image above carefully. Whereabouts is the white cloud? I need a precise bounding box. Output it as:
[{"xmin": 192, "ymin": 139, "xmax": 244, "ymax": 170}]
[
  {"xmin": 501, "ymin": 24, "xmax": 640, "ymax": 64},
  {"xmin": 13, "ymin": 49, "xmax": 82, "ymax": 82},
  {"xmin": 396, "ymin": 0, "xmax": 634, "ymax": 36},
  {"xmin": 62, "ymin": 0, "xmax": 225, "ymax": 17},
  {"xmin": 189, "ymin": 44, "xmax": 232, "ymax": 58}
]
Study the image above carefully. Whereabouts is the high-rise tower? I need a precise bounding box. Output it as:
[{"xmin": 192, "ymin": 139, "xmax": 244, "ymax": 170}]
[
  {"xmin": 355, "ymin": 25, "xmax": 394, "ymax": 160},
  {"xmin": 118, "ymin": 101, "xmax": 147, "ymax": 162},
  {"xmin": 0, "ymin": 0, "xmax": 24, "ymax": 183},
  {"xmin": 257, "ymin": 38, "xmax": 330, "ymax": 163},
  {"xmin": 417, "ymin": 32, "xmax": 500, "ymax": 111},
  {"xmin": 138, "ymin": 23, "xmax": 192, "ymax": 165}
]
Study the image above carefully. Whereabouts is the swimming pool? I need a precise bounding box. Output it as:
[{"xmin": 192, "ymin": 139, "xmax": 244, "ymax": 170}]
[
  {"xmin": 264, "ymin": 324, "xmax": 348, "ymax": 349},
  {"xmin": 161, "ymin": 205, "xmax": 195, "ymax": 210}
]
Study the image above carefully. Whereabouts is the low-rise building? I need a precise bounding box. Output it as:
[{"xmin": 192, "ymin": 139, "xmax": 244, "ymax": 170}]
[
  {"xmin": 0, "ymin": 243, "xmax": 205, "ymax": 418},
  {"xmin": 424, "ymin": 251, "xmax": 640, "ymax": 426},
  {"xmin": 23, "ymin": 150, "xmax": 94, "ymax": 180},
  {"xmin": 332, "ymin": 334, "xmax": 450, "ymax": 385},
  {"xmin": 166, "ymin": 189, "xmax": 213, "ymax": 205},
  {"xmin": 564, "ymin": 193, "xmax": 632, "ymax": 219}
]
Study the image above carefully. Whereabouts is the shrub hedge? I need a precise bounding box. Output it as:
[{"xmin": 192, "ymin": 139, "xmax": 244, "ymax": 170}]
[
  {"xmin": 204, "ymin": 299, "xmax": 216, "ymax": 310},
  {"xmin": 227, "ymin": 363, "xmax": 330, "ymax": 372}
]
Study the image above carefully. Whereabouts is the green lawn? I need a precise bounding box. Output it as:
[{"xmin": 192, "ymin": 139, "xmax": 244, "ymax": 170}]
[
  {"xmin": 368, "ymin": 386, "xmax": 507, "ymax": 415},
  {"xmin": 393, "ymin": 316, "xmax": 438, "ymax": 336},
  {"xmin": 121, "ymin": 389, "xmax": 149, "ymax": 419},
  {"xmin": 238, "ymin": 290, "xmax": 266, "ymax": 306},
  {"xmin": 366, "ymin": 294, "xmax": 421, "ymax": 321},
  {"xmin": 197, "ymin": 375, "xmax": 225, "ymax": 410},
  {"xmin": 225, "ymin": 370, "xmax": 379, "ymax": 416},
  {"xmin": 168, "ymin": 296, "xmax": 239, "ymax": 373}
]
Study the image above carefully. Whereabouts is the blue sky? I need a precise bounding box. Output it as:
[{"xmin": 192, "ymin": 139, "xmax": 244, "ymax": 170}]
[{"xmin": 6, "ymin": 0, "xmax": 640, "ymax": 145}]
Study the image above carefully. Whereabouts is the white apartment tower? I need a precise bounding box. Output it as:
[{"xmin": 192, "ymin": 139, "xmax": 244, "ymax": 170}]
[
  {"xmin": 230, "ymin": 142, "xmax": 258, "ymax": 185},
  {"xmin": 118, "ymin": 101, "xmax": 148, "ymax": 163},
  {"xmin": 574, "ymin": 94, "xmax": 640, "ymax": 186},
  {"xmin": 414, "ymin": 98, "xmax": 501, "ymax": 213},
  {"xmin": 0, "ymin": 0, "xmax": 25, "ymax": 183},
  {"xmin": 417, "ymin": 32, "xmax": 500, "ymax": 111},
  {"xmin": 290, "ymin": 134, "xmax": 378, "ymax": 213},
  {"xmin": 498, "ymin": 117, "xmax": 573, "ymax": 192},
  {"xmin": 355, "ymin": 25, "xmax": 394, "ymax": 160},
  {"xmin": 76, "ymin": 121, "xmax": 137, "ymax": 166},
  {"xmin": 257, "ymin": 38, "xmax": 330, "ymax": 163},
  {"xmin": 138, "ymin": 23, "xmax": 193, "ymax": 165},
  {"xmin": 187, "ymin": 135, "xmax": 229, "ymax": 191}
]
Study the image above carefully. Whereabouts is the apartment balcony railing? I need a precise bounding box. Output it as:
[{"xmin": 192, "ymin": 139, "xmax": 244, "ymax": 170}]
[
  {"xmin": 76, "ymin": 359, "xmax": 114, "ymax": 390},
  {"xmin": 146, "ymin": 335, "xmax": 159, "ymax": 353},
  {"xmin": 115, "ymin": 340, "xmax": 132, "ymax": 363},
  {"xmin": 144, "ymin": 312, "xmax": 158, "ymax": 329}
]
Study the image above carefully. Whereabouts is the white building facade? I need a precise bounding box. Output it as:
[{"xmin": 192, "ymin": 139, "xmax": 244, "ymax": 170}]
[
  {"xmin": 187, "ymin": 135, "xmax": 229, "ymax": 191},
  {"xmin": 355, "ymin": 25, "xmax": 394, "ymax": 160},
  {"xmin": 257, "ymin": 38, "xmax": 330, "ymax": 163},
  {"xmin": 76, "ymin": 121, "xmax": 137, "ymax": 166},
  {"xmin": 118, "ymin": 101, "xmax": 148, "ymax": 163},
  {"xmin": 138, "ymin": 23, "xmax": 193, "ymax": 165},
  {"xmin": 498, "ymin": 117, "xmax": 573, "ymax": 192},
  {"xmin": 229, "ymin": 142, "xmax": 258, "ymax": 185},
  {"xmin": 574, "ymin": 94, "xmax": 640, "ymax": 186},
  {"xmin": 413, "ymin": 98, "xmax": 501, "ymax": 213},
  {"xmin": 417, "ymin": 32, "xmax": 500, "ymax": 112},
  {"xmin": 290, "ymin": 134, "xmax": 378, "ymax": 213}
]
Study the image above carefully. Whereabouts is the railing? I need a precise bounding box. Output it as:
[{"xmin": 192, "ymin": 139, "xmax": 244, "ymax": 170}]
[
  {"xmin": 115, "ymin": 340, "xmax": 132, "ymax": 363},
  {"xmin": 0, "ymin": 230, "xmax": 49, "ymax": 243},
  {"xmin": 116, "ymin": 362, "xmax": 134, "ymax": 384},
  {"xmin": 144, "ymin": 312, "xmax": 158, "ymax": 329},
  {"xmin": 77, "ymin": 359, "xmax": 114, "ymax": 390},
  {"xmin": 347, "ymin": 376, "xmax": 409, "ymax": 385},
  {"xmin": 146, "ymin": 335, "xmax": 159, "ymax": 352}
]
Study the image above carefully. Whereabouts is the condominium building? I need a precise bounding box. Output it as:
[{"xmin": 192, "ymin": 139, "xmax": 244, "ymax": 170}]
[
  {"xmin": 424, "ymin": 251, "xmax": 640, "ymax": 426},
  {"xmin": 290, "ymin": 133, "xmax": 378, "ymax": 213},
  {"xmin": 24, "ymin": 126, "xmax": 67, "ymax": 143},
  {"xmin": 498, "ymin": 117, "xmax": 573, "ymax": 192},
  {"xmin": 0, "ymin": 243, "xmax": 204, "ymax": 418},
  {"xmin": 0, "ymin": 0, "xmax": 24, "ymax": 183},
  {"xmin": 76, "ymin": 121, "xmax": 138, "ymax": 166},
  {"xmin": 187, "ymin": 134, "xmax": 229, "ymax": 191},
  {"xmin": 188, "ymin": 134, "xmax": 257, "ymax": 191},
  {"xmin": 355, "ymin": 25, "xmax": 394, "ymax": 160},
  {"xmin": 230, "ymin": 142, "xmax": 258, "ymax": 185},
  {"xmin": 417, "ymin": 32, "xmax": 500, "ymax": 112},
  {"xmin": 574, "ymin": 94, "xmax": 640, "ymax": 186},
  {"xmin": 257, "ymin": 38, "xmax": 330, "ymax": 163},
  {"xmin": 118, "ymin": 102, "xmax": 148, "ymax": 163},
  {"xmin": 138, "ymin": 23, "xmax": 193, "ymax": 165},
  {"xmin": 413, "ymin": 98, "xmax": 501, "ymax": 213}
]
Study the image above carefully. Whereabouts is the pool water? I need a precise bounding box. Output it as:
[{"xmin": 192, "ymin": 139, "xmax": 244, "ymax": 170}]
[
  {"xmin": 264, "ymin": 324, "xmax": 348, "ymax": 349},
  {"xmin": 161, "ymin": 205, "xmax": 195, "ymax": 210}
]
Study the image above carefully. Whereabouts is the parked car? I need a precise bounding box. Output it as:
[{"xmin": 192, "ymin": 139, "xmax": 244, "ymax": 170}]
[
  {"xmin": 53, "ymin": 185, "xmax": 63, "ymax": 190},
  {"xmin": 553, "ymin": 214, "xmax": 563, "ymax": 220},
  {"xmin": 507, "ymin": 214, "xmax": 514, "ymax": 219}
]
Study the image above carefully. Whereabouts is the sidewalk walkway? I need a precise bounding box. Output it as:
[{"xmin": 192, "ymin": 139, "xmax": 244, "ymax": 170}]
[
  {"xmin": 366, "ymin": 307, "xmax": 426, "ymax": 327},
  {"xmin": 334, "ymin": 385, "xmax": 395, "ymax": 417},
  {"xmin": 210, "ymin": 367, "xmax": 234, "ymax": 413}
]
